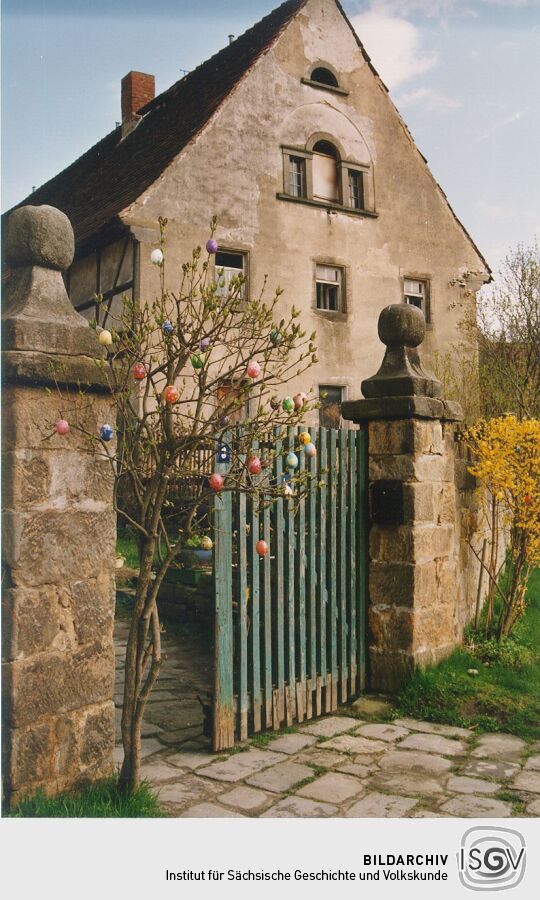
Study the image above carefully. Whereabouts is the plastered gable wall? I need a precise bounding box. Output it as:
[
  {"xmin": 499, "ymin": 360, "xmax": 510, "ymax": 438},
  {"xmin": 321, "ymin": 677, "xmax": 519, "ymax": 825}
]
[{"xmin": 123, "ymin": 0, "xmax": 488, "ymax": 414}]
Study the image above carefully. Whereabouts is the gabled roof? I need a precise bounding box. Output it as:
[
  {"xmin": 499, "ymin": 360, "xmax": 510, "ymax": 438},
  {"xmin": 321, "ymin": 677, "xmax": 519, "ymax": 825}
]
[{"xmin": 8, "ymin": 0, "xmax": 309, "ymax": 253}]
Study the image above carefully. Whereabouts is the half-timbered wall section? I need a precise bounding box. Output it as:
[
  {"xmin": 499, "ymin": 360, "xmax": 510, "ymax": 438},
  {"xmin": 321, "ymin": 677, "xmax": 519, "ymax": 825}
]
[{"xmin": 67, "ymin": 236, "xmax": 137, "ymax": 329}]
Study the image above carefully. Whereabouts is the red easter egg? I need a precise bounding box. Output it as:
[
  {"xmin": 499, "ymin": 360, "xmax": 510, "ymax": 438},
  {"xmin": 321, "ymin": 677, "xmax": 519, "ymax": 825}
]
[
  {"xmin": 524, "ymin": 494, "xmax": 532, "ymax": 505},
  {"xmin": 55, "ymin": 418, "xmax": 70, "ymax": 435},
  {"xmin": 132, "ymin": 363, "xmax": 147, "ymax": 380},
  {"xmin": 248, "ymin": 456, "xmax": 262, "ymax": 475},
  {"xmin": 163, "ymin": 385, "xmax": 180, "ymax": 404},
  {"xmin": 209, "ymin": 472, "xmax": 224, "ymax": 492},
  {"xmin": 246, "ymin": 360, "xmax": 261, "ymax": 379},
  {"xmin": 256, "ymin": 540, "xmax": 269, "ymax": 557}
]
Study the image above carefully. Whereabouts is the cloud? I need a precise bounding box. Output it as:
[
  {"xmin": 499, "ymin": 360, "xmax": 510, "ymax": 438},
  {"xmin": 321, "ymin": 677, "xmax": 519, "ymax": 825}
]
[
  {"xmin": 473, "ymin": 109, "xmax": 526, "ymax": 142},
  {"xmin": 350, "ymin": 11, "xmax": 438, "ymax": 88},
  {"xmin": 353, "ymin": 0, "xmax": 540, "ymax": 15},
  {"xmin": 395, "ymin": 87, "xmax": 461, "ymax": 111}
]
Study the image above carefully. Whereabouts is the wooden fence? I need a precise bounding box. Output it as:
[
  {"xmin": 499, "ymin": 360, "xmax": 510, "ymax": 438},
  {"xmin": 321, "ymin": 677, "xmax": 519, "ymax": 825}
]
[{"xmin": 212, "ymin": 425, "xmax": 368, "ymax": 750}]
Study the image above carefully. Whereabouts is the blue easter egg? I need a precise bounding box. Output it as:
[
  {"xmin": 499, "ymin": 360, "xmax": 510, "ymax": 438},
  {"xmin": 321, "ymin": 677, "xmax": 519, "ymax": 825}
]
[
  {"xmin": 162, "ymin": 320, "xmax": 174, "ymax": 335},
  {"xmin": 100, "ymin": 424, "xmax": 114, "ymax": 442},
  {"xmin": 285, "ymin": 452, "xmax": 299, "ymax": 469}
]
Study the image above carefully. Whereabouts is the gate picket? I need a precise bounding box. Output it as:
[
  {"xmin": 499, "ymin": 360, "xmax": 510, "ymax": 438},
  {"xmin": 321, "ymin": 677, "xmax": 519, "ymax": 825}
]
[{"xmin": 213, "ymin": 424, "xmax": 366, "ymax": 749}]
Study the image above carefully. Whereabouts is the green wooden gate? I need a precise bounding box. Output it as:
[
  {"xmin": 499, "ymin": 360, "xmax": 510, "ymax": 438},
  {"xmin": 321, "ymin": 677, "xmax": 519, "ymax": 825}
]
[{"xmin": 212, "ymin": 425, "xmax": 367, "ymax": 751}]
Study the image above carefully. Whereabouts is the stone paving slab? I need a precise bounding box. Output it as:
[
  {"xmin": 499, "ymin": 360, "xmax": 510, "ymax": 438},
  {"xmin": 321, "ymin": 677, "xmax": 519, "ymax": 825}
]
[
  {"xmin": 368, "ymin": 772, "xmax": 444, "ymax": 797},
  {"xmin": 140, "ymin": 759, "xmax": 188, "ymax": 782},
  {"xmin": 378, "ymin": 749, "xmax": 453, "ymax": 775},
  {"xmin": 300, "ymin": 716, "xmax": 360, "ymax": 737},
  {"xmin": 261, "ymin": 796, "xmax": 338, "ymax": 818},
  {"xmin": 393, "ymin": 718, "xmax": 472, "ymax": 739},
  {"xmin": 461, "ymin": 759, "xmax": 521, "ymax": 780},
  {"xmin": 345, "ymin": 792, "xmax": 418, "ymax": 818},
  {"xmin": 512, "ymin": 771, "xmax": 540, "ymax": 794},
  {"xmin": 440, "ymin": 796, "xmax": 512, "ymax": 817},
  {"xmin": 296, "ymin": 772, "xmax": 364, "ymax": 804},
  {"xmin": 323, "ymin": 735, "xmax": 388, "ymax": 754},
  {"xmin": 446, "ymin": 775, "xmax": 501, "ymax": 795},
  {"xmin": 296, "ymin": 749, "xmax": 351, "ymax": 768},
  {"xmin": 527, "ymin": 799, "xmax": 540, "ymax": 815},
  {"xmin": 167, "ymin": 750, "xmax": 217, "ymax": 770},
  {"xmin": 399, "ymin": 733, "xmax": 466, "ymax": 757},
  {"xmin": 265, "ymin": 733, "xmax": 318, "ymax": 755},
  {"xmin": 157, "ymin": 774, "xmax": 223, "ymax": 807},
  {"xmin": 246, "ymin": 761, "xmax": 314, "ymax": 793},
  {"xmin": 180, "ymin": 803, "xmax": 246, "ymax": 818},
  {"xmin": 354, "ymin": 723, "xmax": 409, "ymax": 742},
  {"xmin": 197, "ymin": 750, "xmax": 285, "ymax": 783},
  {"xmin": 471, "ymin": 734, "xmax": 526, "ymax": 760},
  {"xmin": 336, "ymin": 762, "xmax": 372, "ymax": 778},
  {"xmin": 524, "ymin": 755, "xmax": 540, "ymax": 771},
  {"xmin": 217, "ymin": 786, "xmax": 275, "ymax": 812}
]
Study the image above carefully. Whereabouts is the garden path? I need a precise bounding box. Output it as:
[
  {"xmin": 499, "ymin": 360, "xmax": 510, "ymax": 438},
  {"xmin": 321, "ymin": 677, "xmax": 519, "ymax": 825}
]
[{"xmin": 114, "ymin": 621, "xmax": 540, "ymax": 818}]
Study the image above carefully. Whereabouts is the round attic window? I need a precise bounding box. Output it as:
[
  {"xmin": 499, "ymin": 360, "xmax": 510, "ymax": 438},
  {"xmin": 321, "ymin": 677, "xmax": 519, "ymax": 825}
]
[{"xmin": 310, "ymin": 67, "xmax": 339, "ymax": 88}]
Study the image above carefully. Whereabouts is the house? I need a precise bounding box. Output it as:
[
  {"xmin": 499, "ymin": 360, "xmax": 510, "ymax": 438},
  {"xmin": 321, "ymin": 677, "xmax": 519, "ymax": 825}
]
[{"xmin": 10, "ymin": 0, "xmax": 490, "ymax": 426}]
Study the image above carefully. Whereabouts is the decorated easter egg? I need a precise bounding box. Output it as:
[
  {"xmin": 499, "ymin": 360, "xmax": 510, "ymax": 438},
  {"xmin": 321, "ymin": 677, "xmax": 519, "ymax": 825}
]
[
  {"xmin": 98, "ymin": 329, "xmax": 113, "ymax": 346},
  {"xmin": 524, "ymin": 494, "xmax": 532, "ymax": 505},
  {"xmin": 220, "ymin": 415, "xmax": 230, "ymax": 427},
  {"xmin": 132, "ymin": 362, "xmax": 147, "ymax": 380},
  {"xmin": 496, "ymin": 491, "xmax": 504, "ymax": 500},
  {"xmin": 284, "ymin": 483, "xmax": 294, "ymax": 498},
  {"xmin": 209, "ymin": 472, "xmax": 224, "ymax": 492},
  {"xmin": 163, "ymin": 385, "xmax": 180, "ymax": 404},
  {"xmin": 255, "ymin": 540, "xmax": 269, "ymax": 557},
  {"xmin": 248, "ymin": 456, "xmax": 262, "ymax": 475},
  {"xmin": 269, "ymin": 329, "xmax": 283, "ymax": 346},
  {"xmin": 282, "ymin": 397, "xmax": 294, "ymax": 412},
  {"xmin": 100, "ymin": 424, "xmax": 114, "ymax": 442},
  {"xmin": 200, "ymin": 337, "xmax": 210, "ymax": 352},
  {"xmin": 201, "ymin": 536, "xmax": 213, "ymax": 551},
  {"xmin": 304, "ymin": 443, "xmax": 316, "ymax": 458},
  {"xmin": 293, "ymin": 392, "xmax": 307, "ymax": 411},
  {"xmin": 246, "ymin": 360, "xmax": 261, "ymax": 379},
  {"xmin": 150, "ymin": 248, "xmax": 164, "ymax": 265},
  {"xmin": 191, "ymin": 354, "xmax": 204, "ymax": 370},
  {"xmin": 286, "ymin": 452, "xmax": 299, "ymax": 469},
  {"xmin": 55, "ymin": 418, "xmax": 70, "ymax": 435},
  {"xmin": 162, "ymin": 320, "xmax": 174, "ymax": 335},
  {"xmin": 270, "ymin": 396, "xmax": 280, "ymax": 411},
  {"xmin": 206, "ymin": 238, "xmax": 218, "ymax": 254},
  {"xmin": 299, "ymin": 431, "xmax": 311, "ymax": 445}
]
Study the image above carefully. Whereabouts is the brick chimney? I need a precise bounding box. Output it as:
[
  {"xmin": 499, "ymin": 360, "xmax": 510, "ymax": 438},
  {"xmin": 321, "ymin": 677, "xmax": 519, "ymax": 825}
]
[{"xmin": 121, "ymin": 71, "xmax": 155, "ymax": 136}]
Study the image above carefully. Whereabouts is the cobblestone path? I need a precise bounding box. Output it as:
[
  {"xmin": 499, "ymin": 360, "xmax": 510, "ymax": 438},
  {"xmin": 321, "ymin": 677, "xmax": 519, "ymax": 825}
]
[{"xmin": 114, "ymin": 620, "xmax": 540, "ymax": 818}]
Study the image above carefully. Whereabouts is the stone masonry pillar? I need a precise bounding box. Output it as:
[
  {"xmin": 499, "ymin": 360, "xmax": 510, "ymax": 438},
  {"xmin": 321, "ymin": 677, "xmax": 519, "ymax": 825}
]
[
  {"xmin": 342, "ymin": 304, "xmax": 464, "ymax": 692},
  {"xmin": 2, "ymin": 205, "xmax": 116, "ymax": 805}
]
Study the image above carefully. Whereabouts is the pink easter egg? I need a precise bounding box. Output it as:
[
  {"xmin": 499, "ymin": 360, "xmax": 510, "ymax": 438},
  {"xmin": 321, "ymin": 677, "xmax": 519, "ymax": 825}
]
[{"xmin": 55, "ymin": 419, "xmax": 70, "ymax": 435}]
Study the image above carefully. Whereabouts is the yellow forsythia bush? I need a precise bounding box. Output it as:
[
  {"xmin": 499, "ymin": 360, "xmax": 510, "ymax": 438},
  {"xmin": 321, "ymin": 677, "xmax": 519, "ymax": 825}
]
[{"xmin": 465, "ymin": 415, "xmax": 540, "ymax": 636}]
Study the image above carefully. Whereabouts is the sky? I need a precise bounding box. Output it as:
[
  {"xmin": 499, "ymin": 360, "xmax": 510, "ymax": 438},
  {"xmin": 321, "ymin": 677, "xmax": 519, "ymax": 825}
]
[{"xmin": 2, "ymin": 0, "xmax": 539, "ymax": 273}]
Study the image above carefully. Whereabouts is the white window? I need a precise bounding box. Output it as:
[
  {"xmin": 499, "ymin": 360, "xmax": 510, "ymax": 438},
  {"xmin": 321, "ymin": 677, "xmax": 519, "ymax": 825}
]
[
  {"xmin": 312, "ymin": 141, "xmax": 339, "ymax": 203},
  {"xmin": 316, "ymin": 264, "xmax": 343, "ymax": 312},
  {"xmin": 289, "ymin": 156, "xmax": 306, "ymax": 198},
  {"xmin": 404, "ymin": 278, "xmax": 430, "ymax": 322},
  {"xmin": 215, "ymin": 251, "xmax": 246, "ymax": 298}
]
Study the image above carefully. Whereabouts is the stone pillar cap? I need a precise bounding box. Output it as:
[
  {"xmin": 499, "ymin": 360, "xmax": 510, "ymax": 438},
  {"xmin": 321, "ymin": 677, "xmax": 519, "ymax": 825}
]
[{"xmin": 5, "ymin": 204, "xmax": 75, "ymax": 270}]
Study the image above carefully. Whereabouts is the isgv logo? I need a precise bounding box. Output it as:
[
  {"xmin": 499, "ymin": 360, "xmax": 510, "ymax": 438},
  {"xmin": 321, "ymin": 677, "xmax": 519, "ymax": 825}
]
[{"xmin": 458, "ymin": 827, "xmax": 526, "ymax": 891}]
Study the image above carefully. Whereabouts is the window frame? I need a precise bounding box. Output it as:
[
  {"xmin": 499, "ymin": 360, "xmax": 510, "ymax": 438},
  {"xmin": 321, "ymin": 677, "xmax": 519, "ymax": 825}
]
[
  {"xmin": 300, "ymin": 61, "xmax": 349, "ymax": 96},
  {"xmin": 402, "ymin": 275, "xmax": 431, "ymax": 325},
  {"xmin": 318, "ymin": 384, "xmax": 346, "ymax": 429},
  {"xmin": 280, "ymin": 144, "xmax": 376, "ymax": 219},
  {"xmin": 214, "ymin": 247, "xmax": 249, "ymax": 300},
  {"xmin": 314, "ymin": 262, "xmax": 346, "ymax": 315}
]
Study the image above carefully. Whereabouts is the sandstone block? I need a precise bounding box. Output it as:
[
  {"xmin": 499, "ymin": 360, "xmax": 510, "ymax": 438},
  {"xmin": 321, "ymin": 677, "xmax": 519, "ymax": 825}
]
[
  {"xmin": 297, "ymin": 772, "xmax": 363, "ymax": 804},
  {"xmin": 247, "ymin": 761, "xmax": 314, "ymax": 793},
  {"xmin": 300, "ymin": 715, "xmax": 359, "ymax": 737},
  {"xmin": 261, "ymin": 796, "xmax": 337, "ymax": 817},
  {"xmin": 345, "ymin": 791, "xmax": 418, "ymax": 817}
]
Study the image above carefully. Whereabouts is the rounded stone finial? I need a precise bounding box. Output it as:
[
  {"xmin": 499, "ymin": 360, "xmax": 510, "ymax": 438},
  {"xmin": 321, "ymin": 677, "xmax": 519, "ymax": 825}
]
[
  {"xmin": 6, "ymin": 204, "xmax": 75, "ymax": 271},
  {"xmin": 377, "ymin": 303, "xmax": 426, "ymax": 349}
]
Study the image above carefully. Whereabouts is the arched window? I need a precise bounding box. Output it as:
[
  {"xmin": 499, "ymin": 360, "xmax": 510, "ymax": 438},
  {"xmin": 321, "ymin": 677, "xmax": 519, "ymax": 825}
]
[
  {"xmin": 312, "ymin": 140, "xmax": 340, "ymax": 203},
  {"xmin": 310, "ymin": 67, "xmax": 339, "ymax": 88}
]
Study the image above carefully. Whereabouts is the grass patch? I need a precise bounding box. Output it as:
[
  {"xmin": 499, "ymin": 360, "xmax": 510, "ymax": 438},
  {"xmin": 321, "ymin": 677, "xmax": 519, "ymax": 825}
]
[
  {"xmin": 7, "ymin": 777, "xmax": 163, "ymax": 818},
  {"xmin": 116, "ymin": 530, "xmax": 140, "ymax": 570},
  {"xmin": 396, "ymin": 568, "xmax": 540, "ymax": 741},
  {"xmin": 250, "ymin": 727, "xmax": 297, "ymax": 748}
]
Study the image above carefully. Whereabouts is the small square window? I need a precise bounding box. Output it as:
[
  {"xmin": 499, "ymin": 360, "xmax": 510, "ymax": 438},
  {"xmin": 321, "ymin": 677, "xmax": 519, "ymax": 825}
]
[
  {"xmin": 316, "ymin": 264, "xmax": 343, "ymax": 312},
  {"xmin": 404, "ymin": 278, "xmax": 430, "ymax": 323},
  {"xmin": 319, "ymin": 385, "xmax": 344, "ymax": 428},
  {"xmin": 289, "ymin": 155, "xmax": 306, "ymax": 198},
  {"xmin": 215, "ymin": 250, "xmax": 246, "ymax": 298},
  {"xmin": 348, "ymin": 170, "xmax": 364, "ymax": 210}
]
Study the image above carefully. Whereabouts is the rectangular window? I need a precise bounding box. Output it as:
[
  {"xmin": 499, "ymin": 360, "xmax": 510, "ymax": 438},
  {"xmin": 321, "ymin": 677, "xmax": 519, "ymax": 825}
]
[
  {"xmin": 215, "ymin": 250, "xmax": 246, "ymax": 298},
  {"xmin": 404, "ymin": 278, "xmax": 430, "ymax": 323},
  {"xmin": 348, "ymin": 170, "xmax": 364, "ymax": 210},
  {"xmin": 319, "ymin": 385, "xmax": 344, "ymax": 428},
  {"xmin": 316, "ymin": 264, "xmax": 343, "ymax": 312},
  {"xmin": 289, "ymin": 155, "xmax": 306, "ymax": 198}
]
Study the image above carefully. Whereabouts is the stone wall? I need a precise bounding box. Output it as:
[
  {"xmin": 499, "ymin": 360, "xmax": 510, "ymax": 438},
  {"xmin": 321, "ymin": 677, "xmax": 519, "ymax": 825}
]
[{"xmin": 2, "ymin": 205, "xmax": 116, "ymax": 806}]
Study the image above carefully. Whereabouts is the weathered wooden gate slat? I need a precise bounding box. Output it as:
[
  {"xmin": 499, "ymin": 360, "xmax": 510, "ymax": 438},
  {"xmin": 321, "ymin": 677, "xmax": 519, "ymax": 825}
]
[{"xmin": 212, "ymin": 425, "xmax": 367, "ymax": 750}]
